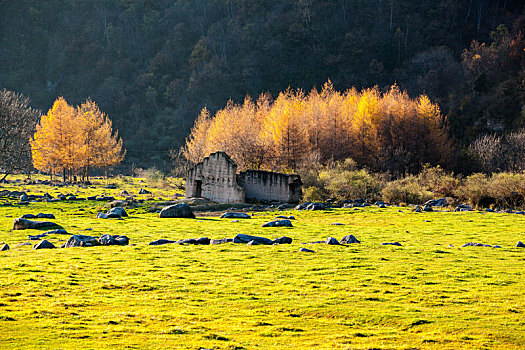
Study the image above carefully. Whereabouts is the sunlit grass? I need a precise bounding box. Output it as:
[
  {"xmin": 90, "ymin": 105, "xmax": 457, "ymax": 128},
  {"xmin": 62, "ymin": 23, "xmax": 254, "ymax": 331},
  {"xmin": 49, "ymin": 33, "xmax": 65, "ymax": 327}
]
[{"xmin": 0, "ymin": 179, "xmax": 524, "ymax": 349}]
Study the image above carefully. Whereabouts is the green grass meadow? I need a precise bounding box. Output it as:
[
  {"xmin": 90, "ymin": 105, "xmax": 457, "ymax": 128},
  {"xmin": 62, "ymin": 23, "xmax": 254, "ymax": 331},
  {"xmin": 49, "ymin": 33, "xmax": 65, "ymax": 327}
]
[{"xmin": 1, "ymin": 180, "xmax": 524, "ymax": 349}]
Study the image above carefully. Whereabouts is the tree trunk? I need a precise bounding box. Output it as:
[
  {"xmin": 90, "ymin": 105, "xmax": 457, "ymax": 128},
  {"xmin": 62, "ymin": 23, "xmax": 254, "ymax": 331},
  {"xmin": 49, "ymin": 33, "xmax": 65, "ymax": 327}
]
[{"xmin": 63, "ymin": 167, "xmax": 66, "ymax": 183}]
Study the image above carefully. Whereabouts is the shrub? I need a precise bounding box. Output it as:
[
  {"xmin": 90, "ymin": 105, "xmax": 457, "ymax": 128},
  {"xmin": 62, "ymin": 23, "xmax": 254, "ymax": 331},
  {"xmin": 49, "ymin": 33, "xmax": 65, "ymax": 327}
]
[
  {"xmin": 416, "ymin": 165, "xmax": 459, "ymax": 197},
  {"xmin": 382, "ymin": 176, "xmax": 433, "ymax": 205},
  {"xmin": 320, "ymin": 168, "xmax": 383, "ymax": 201},
  {"xmin": 302, "ymin": 186, "xmax": 329, "ymax": 202},
  {"xmin": 453, "ymin": 173, "xmax": 491, "ymax": 207}
]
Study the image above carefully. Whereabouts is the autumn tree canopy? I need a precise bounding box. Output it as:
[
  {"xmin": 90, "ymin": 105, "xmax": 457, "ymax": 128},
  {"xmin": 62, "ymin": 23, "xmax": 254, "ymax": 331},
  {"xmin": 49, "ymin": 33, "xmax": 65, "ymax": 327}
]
[
  {"xmin": 31, "ymin": 97, "xmax": 125, "ymax": 181},
  {"xmin": 184, "ymin": 82, "xmax": 452, "ymax": 175}
]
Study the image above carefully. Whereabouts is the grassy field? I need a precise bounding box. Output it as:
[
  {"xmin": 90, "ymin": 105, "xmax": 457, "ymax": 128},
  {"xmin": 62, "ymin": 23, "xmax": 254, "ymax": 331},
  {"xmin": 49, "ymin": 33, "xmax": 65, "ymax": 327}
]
[{"xmin": 0, "ymin": 178, "xmax": 524, "ymax": 349}]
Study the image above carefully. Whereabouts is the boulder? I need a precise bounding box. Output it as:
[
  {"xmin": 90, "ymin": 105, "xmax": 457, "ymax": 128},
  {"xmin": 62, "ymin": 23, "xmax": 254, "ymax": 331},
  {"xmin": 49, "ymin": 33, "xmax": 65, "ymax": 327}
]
[
  {"xmin": 159, "ymin": 203, "xmax": 195, "ymax": 218},
  {"xmin": 107, "ymin": 207, "xmax": 128, "ymax": 217},
  {"xmin": 96, "ymin": 212, "xmax": 122, "ymax": 219},
  {"xmin": 299, "ymin": 247, "xmax": 315, "ymax": 253},
  {"xmin": 13, "ymin": 218, "xmax": 59, "ymax": 230},
  {"xmin": 139, "ymin": 188, "xmax": 151, "ymax": 194},
  {"xmin": 33, "ymin": 240, "xmax": 56, "ymax": 249},
  {"xmin": 20, "ymin": 193, "xmax": 29, "ymax": 201},
  {"xmin": 325, "ymin": 237, "xmax": 340, "ymax": 245},
  {"xmin": 210, "ymin": 238, "xmax": 233, "ymax": 245},
  {"xmin": 381, "ymin": 242, "xmax": 402, "ymax": 246},
  {"xmin": 87, "ymin": 196, "xmax": 97, "ymax": 200},
  {"xmin": 261, "ymin": 219, "xmax": 293, "ymax": 228},
  {"xmin": 378, "ymin": 204, "xmax": 387, "ymax": 208},
  {"xmin": 233, "ymin": 234, "xmax": 274, "ymax": 245},
  {"xmin": 247, "ymin": 240, "xmax": 259, "ymax": 246},
  {"xmin": 99, "ymin": 234, "xmax": 129, "ymax": 246},
  {"xmin": 455, "ymin": 204, "xmax": 473, "ymax": 212},
  {"xmin": 340, "ymin": 234, "xmax": 360, "ymax": 244},
  {"xmin": 423, "ymin": 205, "xmax": 433, "ymax": 212},
  {"xmin": 63, "ymin": 235, "xmax": 100, "ymax": 248},
  {"xmin": 43, "ymin": 229, "xmax": 68, "ymax": 235},
  {"xmin": 275, "ymin": 215, "xmax": 295, "ymax": 220},
  {"xmin": 424, "ymin": 198, "xmax": 447, "ymax": 207},
  {"xmin": 220, "ymin": 212, "xmax": 251, "ymax": 219},
  {"xmin": 0, "ymin": 243, "xmax": 9, "ymax": 251},
  {"xmin": 273, "ymin": 236, "xmax": 293, "ymax": 244},
  {"xmin": 306, "ymin": 202, "xmax": 325, "ymax": 211},
  {"xmin": 22, "ymin": 213, "xmax": 56, "ymax": 219},
  {"xmin": 149, "ymin": 239, "xmax": 177, "ymax": 246},
  {"xmin": 414, "ymin": 206, "xmax": 422, "ymax": 213},
  {"xmin": 462, "ymin": 242, "xmax": 492, "ymax": 247},
  {"xmin": 516, "ymin": 241, "xmax": 525, "ymax": 248},
  {"xmin": 176, "ymin": 237, "xmax": 210, "ymax": 245},
  {"xmin": 29, "ymin": 233, "xmax": 48, "ymax": 240}
]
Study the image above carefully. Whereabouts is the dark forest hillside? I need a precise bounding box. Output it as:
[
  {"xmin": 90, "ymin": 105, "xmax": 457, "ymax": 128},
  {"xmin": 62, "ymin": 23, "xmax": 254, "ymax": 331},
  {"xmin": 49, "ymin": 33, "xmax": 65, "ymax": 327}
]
[{"xmin": 1, "ymin": 0, "xmax": 524, "ymax": 170}]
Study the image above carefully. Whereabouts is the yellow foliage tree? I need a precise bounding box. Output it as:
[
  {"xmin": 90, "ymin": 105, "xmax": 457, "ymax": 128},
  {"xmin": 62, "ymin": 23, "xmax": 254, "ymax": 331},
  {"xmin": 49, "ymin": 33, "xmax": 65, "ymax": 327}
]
[
  {"xmin": 184, "ymin": 82, "xmax": 452, "ymax": 174},
  {"xmin": 31, "ymin": 97, "xmax": 125, "ymax": 181}
]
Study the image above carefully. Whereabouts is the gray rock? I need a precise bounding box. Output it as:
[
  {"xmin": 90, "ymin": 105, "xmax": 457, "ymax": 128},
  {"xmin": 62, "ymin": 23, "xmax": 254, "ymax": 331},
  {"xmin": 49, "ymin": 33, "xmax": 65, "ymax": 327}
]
[
  {"xmin": 325, "ymin": 237, "xmax": 340, "ymax": 245},
  {"xmin": 176, "ymin": 237, "xmax": 210, "ymax": 245},
  {"xmin": 306, "ymin": 202, "xmax": 325, "ymax": 211},
  {"xmin": 414, "ymin": 206, "xmax": 422, "ymax": 213},
  {"xmin": 149, "ymin": 239, "xmax": 177, "ymax": 246},
  {"xmin": 517, "ymin": 241, "xmax": 525, "ymax": 248},
  {"xmin": 275, "ymin": 215, "xmax": 295, "ymax": 220},
  {"xmin": 247, "ymin": 240, "xmax": 259, "ymax": 246},
  {"xmin": 20, "ymin": 194, "xmax": 29, "ymax": 201},
  {"xmin": 107, "ymin": 207, "xmax": 128, "ymax": 217},
  {"xmin": 15, "ymin": 242, "xmax": 32, "ymax": 247},
  {"xmin": 331, "ymin": 223, "xmax": 344, "ymax": 226},
  {"xmin": 340, "ymin": 234, "xmax": 360, "ymax": 244},
  {"xmin": 273, "ymin": 236, "xmax": 293, "ymax": 244},
  {"xmin": 299, "ymin": 248, "xmax": 315, "ymax": 253},
  {"xmin": 29, "ymin": 233, "xmax": 48, "ymax": 240},
  {"xmin": 381, "ymin": 242, "xmax": 402, "ymax": 246},
  {"xmin": 87, "ymin": 195, "xmax": 97, "ymax": 200},
  {"xmin": 424, "ymin": 198, "xmax": 447, "ymax": 207},
  {"xmin": 33, "ymin": 240, "xmax": 56, "ymax": 249},
  {"xmin": 43, "ymin": 229, "xmax": 68, "ymax": 235},
  {"xmin": 0, "ymin": 243, "xmax": 9, "ymax": 251},
  {"xmin": 423, "ymin": 205, "xmax": 433, "ymax": 212},
  {"xmin": 37, "ymin": 213, "xmax": 55, "ymax": 219},
  {"xmin": 233, "ymin": 234, "xmax": 274, "ymax": 245},
  {"xmin": 378, "ymin": 204, "xmax": 387, "ymax": 208},
  {"xmin": 462, "ymin": 242, "xmax": 492, "ymax": 247},
  {"xmin": 159, "ymin": 203, "xmax": 195, "ymax": 218},
  {"xmin": 455, "ymin": 204, "xmax": 473, "ymax": 212},
  {"xmin": 64, "ymin": 235, "xmax": 100, "ymax": 248},
  {"xmin": 67, "ymin": 196, "xmax": 77, "ymax": 200},
  {"xmin": 210, "ymin": 238, "xmax": 234, "ymax": 245},
  {"xmin": 220, "ymin": 212, "xmax": 251, "ymax": 219},
  {"xmin": 99, "ymin": 234, "xmax": 129, "ymax": 246},
  {"xmin": 493, "ymin": 245, "xmax": 502, "ymax": 248},
  {"xmin": 139, "ymin": 188, "xmax": 151, "ymax": 194},
  {"xmin": 13, "ymin": 218, "xmax": 59, "ymax": 230},
  {"xmin": 96, "ymin": 212, "xmax": 122, "ymax": 219},
  {"xmin": 261, "ymin": 219, "xmax": 293, "ymax": 228}
]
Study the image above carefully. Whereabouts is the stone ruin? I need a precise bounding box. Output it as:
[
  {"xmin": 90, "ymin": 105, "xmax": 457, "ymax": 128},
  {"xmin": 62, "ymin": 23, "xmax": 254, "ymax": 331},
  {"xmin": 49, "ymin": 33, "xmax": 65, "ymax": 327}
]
[{"xmin": 185, "ymin": 152, "xmax": 302, "ymax": 203}]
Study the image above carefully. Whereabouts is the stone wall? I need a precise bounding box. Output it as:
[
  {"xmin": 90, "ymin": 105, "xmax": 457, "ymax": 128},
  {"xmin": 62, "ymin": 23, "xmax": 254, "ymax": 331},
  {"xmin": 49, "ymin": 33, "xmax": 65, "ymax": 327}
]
[
  {"xmin": 186, "ymin": 152, "xmax": 245, "ymax": 203},
  {"xmin": 186, "ymin": 151, "xmax": 302, "ymax": 203},
  {"xmin": 238, "ymin": 170, "xmax": 302, "ymax": 203}
]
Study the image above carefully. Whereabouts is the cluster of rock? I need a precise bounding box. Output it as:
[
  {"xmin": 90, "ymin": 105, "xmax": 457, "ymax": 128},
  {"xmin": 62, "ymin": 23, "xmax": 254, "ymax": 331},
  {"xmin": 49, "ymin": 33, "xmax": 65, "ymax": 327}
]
[
  {"xmin": 31, "ymin": 234, "xmax": 130, "ymax": 250},
  {"xmin": 149, "ymin": 233, "xmax": 293, "ymax": 246}
]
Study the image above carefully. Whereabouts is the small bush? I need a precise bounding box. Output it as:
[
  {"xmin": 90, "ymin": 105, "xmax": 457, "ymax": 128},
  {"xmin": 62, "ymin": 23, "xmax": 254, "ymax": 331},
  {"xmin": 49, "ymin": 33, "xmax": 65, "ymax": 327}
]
[
  {"xmin": 454, "ymin": 172, "xmax": 525, "ymax": 208},
  {"xmin": 320, "ymin": 168, "xmax": 383, "ymax": 201},
  {"xmin": 302, "ymin": 186, "xmax": 329, "ymax": 202},
  {"xmin": 417, "ymin": 165, "xmax": 459, "ymax": 197},
  {"xmin": 382, "ymin": 176, "xmax": 433, "ymax": 205}
]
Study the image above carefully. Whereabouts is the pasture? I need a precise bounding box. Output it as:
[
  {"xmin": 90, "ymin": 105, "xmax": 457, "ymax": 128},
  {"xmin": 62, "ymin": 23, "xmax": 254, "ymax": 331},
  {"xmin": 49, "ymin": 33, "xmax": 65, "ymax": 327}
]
[{"xmin": 0, "ymin": 178, "xmax": 524, "ymax": 349}]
